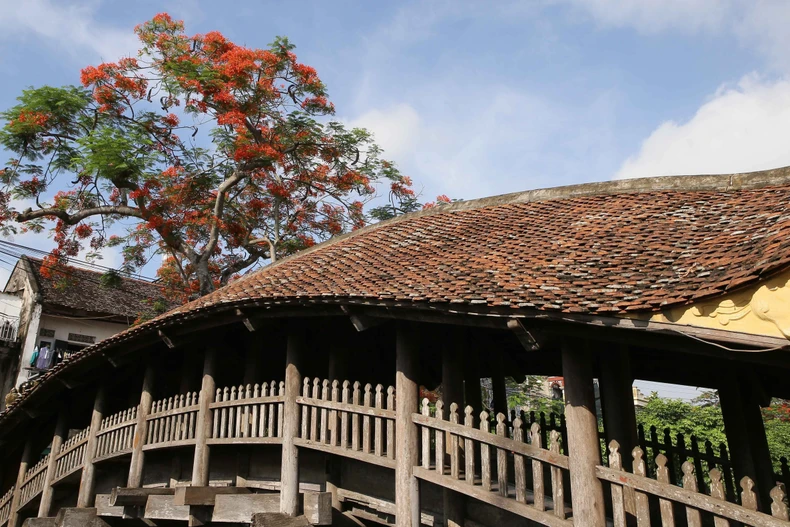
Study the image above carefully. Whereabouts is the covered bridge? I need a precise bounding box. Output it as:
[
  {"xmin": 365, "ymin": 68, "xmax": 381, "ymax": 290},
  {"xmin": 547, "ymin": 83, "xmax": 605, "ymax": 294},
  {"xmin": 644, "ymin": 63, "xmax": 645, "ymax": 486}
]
[{"xmin": 0, "ymin": 168, "xmax": 789, "ymax": 527}]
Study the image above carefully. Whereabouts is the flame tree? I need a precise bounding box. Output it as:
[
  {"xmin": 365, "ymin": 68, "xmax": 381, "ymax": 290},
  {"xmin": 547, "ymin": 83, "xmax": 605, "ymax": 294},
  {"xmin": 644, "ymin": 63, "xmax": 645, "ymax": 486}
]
[{"xmin": 0, "ymin": 14, "xmax": 434, "ymax": 299}]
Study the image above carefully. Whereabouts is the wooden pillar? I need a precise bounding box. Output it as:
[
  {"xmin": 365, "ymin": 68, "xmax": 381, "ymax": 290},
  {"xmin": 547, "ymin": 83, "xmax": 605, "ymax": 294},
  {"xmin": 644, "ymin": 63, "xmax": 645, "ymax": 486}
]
[
  {"xmin": 128, "ymin": 364, "xmax": 155, "ymax": 488},
  {"xmin": 491, "ymin": 350, "xmax": 508, "ymax": 418},
  {"xmin": 280, "ymin": 332, "xmax": 305, "ymax": 516},
  {"xmin": 395, "ymin": 324, "xmax": 420, "ymax": 527},
  {"xmin": 242, "ymin": 346, "xmax": 260, "ymax": 386},
  {"xmin": 598, "ymin": 346, "xmax": 638, "ymax": 461},
  {"xmin": 328, "ymin": 343, "xmax": 349, "ymax": 382},
  {"xmin": 77, "ymin": 384, "xmax": 106, "ymax": 508},
  {"xmin": 8, "ymin": 440, "xmax": 33, "ymax": 527},
  {"xmin": 442, "ymin": 340, "xmax": 465, "ymax": 527},
  {"xmin": 191, "ymin": 348, "xmax": 217, "ymax": 487},
  {"xmin": 463, "ymin": 346, "xmax": 482, "ymax": 415},
  {"xmin": 38, "ymin": 410, "xmax": 68, "ymax": 517},
  {"xmin": 719, "ymin": 373, "xmax": 774, "ymax": 509},
  {"xmin": 562, "ymin": 341, "xmax": 605, "ymax": 527}
]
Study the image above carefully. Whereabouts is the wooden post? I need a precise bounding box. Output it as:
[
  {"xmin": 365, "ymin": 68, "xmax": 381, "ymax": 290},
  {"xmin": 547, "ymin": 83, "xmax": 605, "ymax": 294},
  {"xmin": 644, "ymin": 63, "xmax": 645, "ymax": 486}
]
[
  {"xmin": 442, "ymin": 340, "xmax": 465, "ymax": 527},
  {"xmin": 463, "ymin": 346, "xmax": 482, "ymax": 418},
  {"xmin": 598, "ymin": 345, "xmax": 637, "ymax": 515},
  {"xmin": 719, "ymin": 372, "xmax": 775, "ymax": 510},
  {"xmin": 77, "ymin": 384, "xmax": 106, "ymax": 508},
  {"xmin": 328, "ymin": 343, "xmax": 348, "ymax": 382},
  {"xmin": 8, "ymin": 440, "xmax": 32, "ymax": 527},
  {"xmin": 280, "ymin": 332, "xmax": 305, "ymax": 516},
  {"xmin": 128, "ymin": 364, "xmax": 155, "ymax": 488},
  {"xmin": 395, "ymin": 324, "xmax": 420, "ymax": 527},
  {"xmin": 191, "ymin": 348, "xmax": 217, "ymax": 487},
  {"xmin": 562, "ymin": 341, "xmax": 605, "ymax": 527},
  {"xmin": 491, "ymin": 350, "xmax": 508, "ymax": 419},
  {"xmin": 39, "ymin": 410, "xmax": 68, "ymax": 517}
]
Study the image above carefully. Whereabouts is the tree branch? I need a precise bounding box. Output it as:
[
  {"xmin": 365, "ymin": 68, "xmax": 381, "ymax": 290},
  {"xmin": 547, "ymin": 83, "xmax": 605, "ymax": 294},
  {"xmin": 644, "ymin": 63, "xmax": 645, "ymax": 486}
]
[{"xmin": 16, "ymin": 205, "xmax": 143, "ymax": 225}]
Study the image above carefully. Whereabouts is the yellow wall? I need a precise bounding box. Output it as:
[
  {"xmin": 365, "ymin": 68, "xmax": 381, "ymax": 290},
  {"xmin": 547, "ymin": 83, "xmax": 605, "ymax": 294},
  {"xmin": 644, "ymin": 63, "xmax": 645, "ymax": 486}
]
[{"xmin": 631, "ymin": 268, "xmax": 790, "ymax": 340}]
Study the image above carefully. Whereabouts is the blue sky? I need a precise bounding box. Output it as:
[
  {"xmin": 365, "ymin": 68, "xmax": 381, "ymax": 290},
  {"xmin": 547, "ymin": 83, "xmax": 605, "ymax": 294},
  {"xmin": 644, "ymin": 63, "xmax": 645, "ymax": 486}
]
[{"xmin": 1, "ymin": 0, "xmax": 788, "ymax": 398}]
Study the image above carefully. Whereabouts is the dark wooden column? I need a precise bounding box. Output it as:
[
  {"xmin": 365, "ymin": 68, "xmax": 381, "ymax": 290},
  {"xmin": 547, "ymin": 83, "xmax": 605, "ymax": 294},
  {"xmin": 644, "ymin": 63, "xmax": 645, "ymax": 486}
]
[
  {"xmin": 77, "ymin": 383, "xmax": 106, "ymax": 508},
  {"xmin": 395, "ymin": 324, "xmax": 420, "ymax": 527},
  {"xmin": 39, "ymin": 409, "xmax": 68, "ymax": 517},
  {"xmin": 191, "ymin": 348, "xmax": 217, "ymax": 487},
  {"xmin": 280, "ymin": 332, "xmax": 305, "ymax": 516},
  {"xmin": 491, "ymin": 350, "xmax": 508, "ymax": 419},
  {"xmin": 242, "ymin": 346, "xmax": 260, "ymax": 386},
  {"xmin": 598, "ymin": 346, "xmax": 638, "ymax": 462},
  {"xmin": 328, "ymin": 343, "xmax": 349, "ymax": 382},
  {"xmin": 463, "ymin": 345, "xmax": 482, "ymax": 415},
  {"xmin": 562, "ymin": 341, "xmax": 605, "ymax": 527},
  {"xmin": 128, "ymin": 364, "xmax": 155, "ymax": 488},
  {"xmin": 442, "ymin": 340, "xmax": 465, "ymax": 527},
  {"xmin": 326, "ymin": 342, "xmax": 348, "ymax": 511},
  {"xmin": 8, "ymin": 440, "xmax": 32, "ymax": 527},
  {"xmin": 719, "ymin": 372, "xmax": 775, "ymax": 509}
]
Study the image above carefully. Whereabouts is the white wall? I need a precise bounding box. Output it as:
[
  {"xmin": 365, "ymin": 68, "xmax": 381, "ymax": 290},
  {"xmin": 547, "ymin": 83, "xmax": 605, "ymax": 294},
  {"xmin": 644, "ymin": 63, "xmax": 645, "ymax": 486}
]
[
  {"xmin": 0, "ymin": 293, "xmax": 21, "ymax": 319},
  {"xmin": 15, "ymin": 312, "xmax": 131, "ymax": 386}
]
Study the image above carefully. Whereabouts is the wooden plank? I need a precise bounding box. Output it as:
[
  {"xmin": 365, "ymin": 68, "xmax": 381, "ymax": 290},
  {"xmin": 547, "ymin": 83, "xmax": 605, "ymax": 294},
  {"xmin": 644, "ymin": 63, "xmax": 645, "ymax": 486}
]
[
  {"xmin": 143, "ymin": 495, "xmax": 190, "ymax": 521},
  {"xmin": 110, "ymin": 487, "xmax": 175, "ymax": 506},
  {"xmin": 297, "ymin": 396, "xmax": 396, "ymax": 419},
  {"xmin": 294, "ymin": 438, "xmax": 396, "ymax": 469},
  {"xmin": 414, "ymin": 466, "xmax": 572, "ymax": 527},
  {"xmin": 596, "ymin": 465, "xmax": 790, "ymax": 527},
  {"xmin": 412, "ymin": 413, "xmax": 569, "ymax": 468},
  {"xmin": 206, "ymin": 437, "xmax": 282, "ymax": 446},
  {"xmin": 213, "ymin": 493, "xmax": 280, "ymax": 523},
  {"xmin": 173, "ymin": 486, "xmax": 252, "ymax": 506}
]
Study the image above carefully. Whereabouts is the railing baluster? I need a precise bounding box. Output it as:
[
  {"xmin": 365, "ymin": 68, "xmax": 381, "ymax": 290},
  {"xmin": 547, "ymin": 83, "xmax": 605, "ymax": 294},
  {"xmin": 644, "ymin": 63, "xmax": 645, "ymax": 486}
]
[
  {"xmin": 550, "ymin": 430, "xmax": 565, "ymax": 519},
  {"xmin": 740, "ymin": 476, "xmax": 757, "ymax": 511},
  {"xmin": 330, "ymin": 380, "xmax": 340, "ymax": 447},
  {"xmin": 709, "ymin": 468, "xmax": 730, "ymax": 527},
  {"xmin": 496, "ymin": 413, "xmax": 507, "ymax": 497},
  {"xmin": 352, "ymin": 381, "xmax": 361, "ymax": 451},
  {"xmin": 531, "ymin": 423, "xmax": 545, "ymax": 512},
  {"xmin": 362, "ymin": 384, "xmax": 372, "ymax": 453},
  {"xmin": 771, "ymin": 485, "xmax": 789, "ymax": 521},
  {"xmin": 513, "ymin": 416, "xmax": 525, "ymax": 503},
  {"xmin": 632, "ymin": 447, "xmax": 651, "ymax": 527},
  {"xmin": 228, "ymin": 386, "xmax": 237, "ymax": 439},
  {"xmin": 656, "ymin": 453, "xmax": 675, "ymax": 527},
  {"xmin": 435, "ymin": 401, "xmax": 445, "ymax": 476},
  {"xmin": 268, "ymin": 380, "xmax": 277, "ymax": 438},
  {"xmin": 682, "ymin": 462, "xmax": 702, "ymax": 527},
  {"xmin": 374, "ymin": 384, "xmax": 384, "ymax": 457},
  {"xmin": 421, "ymin": 399, "xmax": 431, "ymax": 469},
  {"xmin": 480, "ymin": 411, "xmax": 491, "ymax": 492},
  {"xmin": 386, "ymin": 386, "xmax": 395, "ymax": 459},
  {"xmin": 262, "ymin": 382, "xmax": 271, "ymax": 437},
  {"xmin": 464, "ymin": 406, "xmax": 475, "ymax": 487},
  {"xmin": 450, "ymin": 403, "xmax": 460, "ymax": 481},
  {"xmin": 277, "ymin": 381, "xmax": 285, "ymax": 436},
  {"xmin": 320, "ymin": 380, "xmax": 329, "ymax": 444},
  {"xmin": 341, "ymin": 381, "xmax": 350, "ymax": 449},
  {"xmin": 311, "ymin": 378, "xmax": 320, "ymax": 441}
]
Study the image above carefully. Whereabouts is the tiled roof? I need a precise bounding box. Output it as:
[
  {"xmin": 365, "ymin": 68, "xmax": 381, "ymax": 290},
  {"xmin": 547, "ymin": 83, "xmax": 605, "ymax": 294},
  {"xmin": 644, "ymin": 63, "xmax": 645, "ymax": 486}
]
[
  {"xmin": 22, "ymin": 256, "xmax": 166, "ymax": 320},
  {"xmin": 3, "ymin": 167, "xmax": 790, "ymax": 424},
  {"xmin": 175, "ymin": 170, "xmax": 790, "ymax": 316}
]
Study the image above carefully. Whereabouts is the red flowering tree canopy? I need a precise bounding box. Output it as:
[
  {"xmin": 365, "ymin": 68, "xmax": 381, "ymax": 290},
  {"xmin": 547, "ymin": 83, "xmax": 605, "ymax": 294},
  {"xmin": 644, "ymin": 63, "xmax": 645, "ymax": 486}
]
[{"xmin": 0, "ymin": 14, "xmax": 437, "ymax": 300}]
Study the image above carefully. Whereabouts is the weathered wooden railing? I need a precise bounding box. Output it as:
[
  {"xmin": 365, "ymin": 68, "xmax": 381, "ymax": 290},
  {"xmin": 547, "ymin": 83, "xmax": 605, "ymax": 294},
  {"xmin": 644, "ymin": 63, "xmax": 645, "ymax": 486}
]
[
  {"xmin": 95, "ymin": 408, "xmax": 137, "ymax": 461},
  {"xmin": 144, "ymin": 392, "xmax": 199, "ymax": 449},
  {"xmin": 296, "ymin": 379, "xmax": 396, "ymax": 468},
  {"xmin": 52, "ymin": 428, "xmax": 89, "ymax": 483},
  {"xmin": 0, "ymin": 487, "xmax": 13, "ymax": 526},
  {"xmin": 17, "ymin": 455, "xmax": 49, "ymax": 508},
  {"xmin": 599, "ymin": 440, "xmax": 790, "ymax": 527},
  {"xmin": 414, "ymin": 399, "xmax": 572, "ymax": 526},
  {"xmin": 209, "ymin": 382, "xmax": 284, "ymax": 444}
]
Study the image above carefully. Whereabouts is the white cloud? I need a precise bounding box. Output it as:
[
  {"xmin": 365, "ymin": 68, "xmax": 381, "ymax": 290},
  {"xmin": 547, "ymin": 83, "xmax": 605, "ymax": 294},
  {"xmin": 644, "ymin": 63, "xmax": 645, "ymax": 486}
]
[
  {"xmin": 0, "ymin": 0, "xmax": 139, "ymax": 62},
  {"xmin": 560, "ymin": 0, "xmax": 730, "ymax": 34},
  {"xmin": 347, "ymin": 104, "xmax": 422, "ymax": 162},
  {"xmin": 615, "ymin": 74, "xmax": 790, "ymax": 179}
]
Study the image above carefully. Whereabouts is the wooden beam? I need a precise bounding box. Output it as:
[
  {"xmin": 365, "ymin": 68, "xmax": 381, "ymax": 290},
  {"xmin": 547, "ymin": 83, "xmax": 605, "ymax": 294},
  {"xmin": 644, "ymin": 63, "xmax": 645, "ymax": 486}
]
[
  {"xmin": 174, "ymin": 486, "xmax": 251, "ymax": 506},
  {"xmin": 110, "ymin": 487, "xmax": 176, "ymax": 506},
  {"xmin": 506, "ymin": 318, "xmax": 541, "ymax": 351},
  {"xmin": 236, "ymin": 308, "xmax": 260, "ymax": 332},
  {"xmin": 341, "ymin": 305, "xmax": 383, "ymax": 332},
  {"xmin": 157, "ymin": 330, "xmax": 175, "ymax": 349}
]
